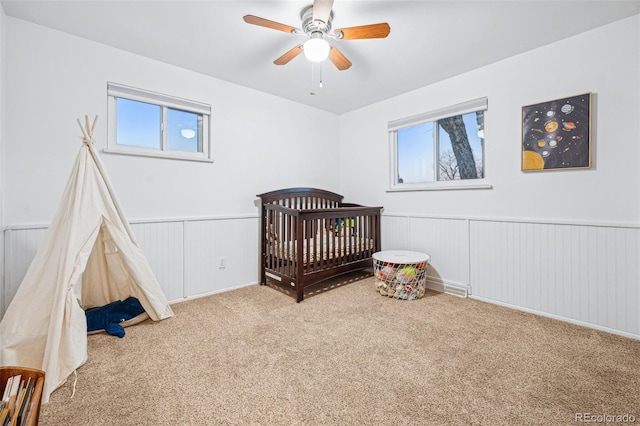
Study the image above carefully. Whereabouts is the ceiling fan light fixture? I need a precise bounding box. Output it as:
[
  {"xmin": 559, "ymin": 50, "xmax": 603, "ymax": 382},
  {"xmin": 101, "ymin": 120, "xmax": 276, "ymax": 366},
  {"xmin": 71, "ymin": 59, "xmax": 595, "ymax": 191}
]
[
  {"xmin": 303, "ymin": 35, "xmax": 330, "ymax": 62},
  {"xmin": 181, "ymin": 129, "xmax": 196, "ymax": 139}
]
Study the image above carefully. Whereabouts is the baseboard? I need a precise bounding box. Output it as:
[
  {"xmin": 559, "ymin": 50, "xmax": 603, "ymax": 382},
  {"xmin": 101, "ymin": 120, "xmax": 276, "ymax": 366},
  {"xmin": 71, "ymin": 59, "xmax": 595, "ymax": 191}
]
[
  {"xmin": 470, "ymin": 295, "xmax": 640, "ymax": 341},
  {"xmin": 169, "ymin": 281, "xmax": 258, "ymax": 305}
]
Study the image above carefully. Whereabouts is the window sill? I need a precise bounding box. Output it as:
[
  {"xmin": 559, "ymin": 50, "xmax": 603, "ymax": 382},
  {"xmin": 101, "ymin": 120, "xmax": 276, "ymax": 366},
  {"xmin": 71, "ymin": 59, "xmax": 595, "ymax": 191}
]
[
  {"xmin": 387, "ymin": 182, "xmax": 493, "ymax": 192},
  {"xmin": 102, "ymin": 148, "xmax": 214, "ymax": 163}
]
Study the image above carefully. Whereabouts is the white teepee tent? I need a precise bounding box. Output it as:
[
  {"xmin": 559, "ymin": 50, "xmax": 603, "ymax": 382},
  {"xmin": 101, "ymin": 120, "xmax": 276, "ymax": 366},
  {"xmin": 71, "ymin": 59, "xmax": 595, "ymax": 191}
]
[{"xmin": 0, "ymin": 116, "xmax": 174, "ymax": 403}]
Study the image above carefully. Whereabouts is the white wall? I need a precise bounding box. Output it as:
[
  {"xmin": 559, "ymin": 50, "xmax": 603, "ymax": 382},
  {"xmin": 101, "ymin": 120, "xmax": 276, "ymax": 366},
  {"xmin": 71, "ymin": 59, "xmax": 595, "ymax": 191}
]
[
  {"xmin": 3, "ymin": 17, "xmax": 340, "ymax": 226},
  {"xmin": 0, "ymin": 16, "xmax": 340, "ymax": 316},
  {"xmin": 339, "ymin": 15, "xmax": 640, "ymax": 338},
  {"xmin": 339, "ymin": 15, "xmax": 640, "ymax": 226},
  {"xmin": 0, "ymin": 6, "xmax": 6, "ymax": 315}
]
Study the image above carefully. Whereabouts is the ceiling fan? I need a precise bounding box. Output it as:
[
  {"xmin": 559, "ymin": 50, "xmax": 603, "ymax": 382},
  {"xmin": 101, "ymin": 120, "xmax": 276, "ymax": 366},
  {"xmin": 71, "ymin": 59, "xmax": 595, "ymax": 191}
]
[{"xmin": 243, "ymin": 0, "xmax": 390, "ymax": 71}]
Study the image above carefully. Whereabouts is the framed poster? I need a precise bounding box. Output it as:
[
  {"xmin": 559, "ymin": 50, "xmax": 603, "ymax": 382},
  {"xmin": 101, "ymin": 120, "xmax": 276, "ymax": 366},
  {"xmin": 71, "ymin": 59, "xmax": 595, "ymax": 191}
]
[{"xmin": 521, "ymin": 93, "xmax": 591, "ymax": 171}]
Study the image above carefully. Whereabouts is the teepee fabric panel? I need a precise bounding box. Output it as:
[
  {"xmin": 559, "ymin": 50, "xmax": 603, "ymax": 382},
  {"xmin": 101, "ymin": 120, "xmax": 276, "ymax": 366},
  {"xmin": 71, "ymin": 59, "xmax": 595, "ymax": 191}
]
[
  {"xmin": 100, "ymin": 219, "xmax": 174, "ymax": 321},
  {"xmin": 81, "ymin": 227, "xmax": 130, "ymax": 310}
]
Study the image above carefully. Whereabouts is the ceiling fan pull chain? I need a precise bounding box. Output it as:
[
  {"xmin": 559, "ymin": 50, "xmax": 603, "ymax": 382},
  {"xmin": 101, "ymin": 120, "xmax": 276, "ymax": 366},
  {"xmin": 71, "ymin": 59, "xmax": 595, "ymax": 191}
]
[
  {"xmin": 309, "ymin": 62, "xmax": 323, "ymax": 95},
  {"xmin": 310, "ymin": 63, "xmax": 317, "ymax": 95}
]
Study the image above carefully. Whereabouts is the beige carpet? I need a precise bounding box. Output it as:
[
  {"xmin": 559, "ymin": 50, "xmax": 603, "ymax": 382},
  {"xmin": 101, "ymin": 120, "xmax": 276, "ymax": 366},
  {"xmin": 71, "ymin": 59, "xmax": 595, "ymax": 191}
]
[{"xmin": 39, "ymin": 272, "xmax": 640, "ymax": 425}]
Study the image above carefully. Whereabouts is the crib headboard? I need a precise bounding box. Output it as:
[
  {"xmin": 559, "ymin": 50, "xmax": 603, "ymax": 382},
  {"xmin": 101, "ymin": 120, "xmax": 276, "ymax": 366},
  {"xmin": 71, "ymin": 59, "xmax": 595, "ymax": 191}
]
[{"xmin": 257, "ymin": 187, "xmax": 344, "ymax": 209}]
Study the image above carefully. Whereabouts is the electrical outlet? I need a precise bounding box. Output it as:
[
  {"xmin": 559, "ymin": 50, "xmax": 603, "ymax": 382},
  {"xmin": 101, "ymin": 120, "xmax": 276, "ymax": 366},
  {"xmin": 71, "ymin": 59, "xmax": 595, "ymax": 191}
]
[{"xmin": 218, "ymin": 257, "xmax": 226, "ymax": 270}]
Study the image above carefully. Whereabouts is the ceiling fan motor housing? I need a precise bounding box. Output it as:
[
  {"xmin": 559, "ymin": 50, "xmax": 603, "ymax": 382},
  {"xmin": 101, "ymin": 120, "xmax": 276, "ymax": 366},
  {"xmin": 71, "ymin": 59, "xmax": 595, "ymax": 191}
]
[{"xmin": 301, "ymin": 5, "xmax": 333, "ymax": 34}]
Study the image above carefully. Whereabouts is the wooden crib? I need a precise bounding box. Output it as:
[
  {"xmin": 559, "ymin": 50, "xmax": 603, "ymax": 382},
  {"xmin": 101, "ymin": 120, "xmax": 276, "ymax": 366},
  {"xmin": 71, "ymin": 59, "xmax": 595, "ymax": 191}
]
[{"xmin": 257, "ymin": 188, "xmax": 382, "ymax": 302}]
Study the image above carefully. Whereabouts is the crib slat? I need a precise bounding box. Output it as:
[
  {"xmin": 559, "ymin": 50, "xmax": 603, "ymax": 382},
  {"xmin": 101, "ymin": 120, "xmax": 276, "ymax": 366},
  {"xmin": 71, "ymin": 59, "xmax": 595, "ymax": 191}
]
[
  {"xmin": 320, "ymin": 218, "xmax": 326, "ymax": 271},
  {"xmin": 338, "ymin": 217, "xmax": 343, "ymax": 265},
  {"xmin": 305, "ymin": 219, "xmax": 311, "ymax": 273}
]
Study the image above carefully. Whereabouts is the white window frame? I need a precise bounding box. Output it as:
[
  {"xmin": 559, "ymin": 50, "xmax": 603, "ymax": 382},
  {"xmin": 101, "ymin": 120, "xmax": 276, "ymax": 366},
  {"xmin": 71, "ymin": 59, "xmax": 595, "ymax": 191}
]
[
  {"xmin": 105, "ymin": 82, "xmax": 213, "ymax": 162},
  {"xmin": 388, "ymin": 97, "xmax": 492, "ymax": 191}
]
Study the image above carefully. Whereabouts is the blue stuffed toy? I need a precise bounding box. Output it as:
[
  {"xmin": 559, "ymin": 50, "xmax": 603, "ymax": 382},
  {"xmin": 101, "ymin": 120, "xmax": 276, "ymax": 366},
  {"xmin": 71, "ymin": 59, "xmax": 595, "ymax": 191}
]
[{"xmin": 85, "ymin": 297, "xmax": 145, "ymax": 338}]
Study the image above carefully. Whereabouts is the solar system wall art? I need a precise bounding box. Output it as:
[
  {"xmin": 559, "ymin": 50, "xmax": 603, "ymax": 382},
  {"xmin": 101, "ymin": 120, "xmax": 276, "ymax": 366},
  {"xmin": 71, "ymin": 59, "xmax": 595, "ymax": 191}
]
[{"xmin": 522, "ymin": 93, "xmax": 591, "ymax": 171}]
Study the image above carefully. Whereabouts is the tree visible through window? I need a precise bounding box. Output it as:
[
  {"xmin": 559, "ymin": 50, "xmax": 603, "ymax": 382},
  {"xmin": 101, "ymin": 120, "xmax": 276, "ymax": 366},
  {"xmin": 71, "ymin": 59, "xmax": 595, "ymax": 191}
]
[
  {"xmin": 389, "ymin": 98, "xmax": 487, "ymax": 189},
  {"xmin": 438, "ymin": 111, "xmax": 484, "ymax": 180}
]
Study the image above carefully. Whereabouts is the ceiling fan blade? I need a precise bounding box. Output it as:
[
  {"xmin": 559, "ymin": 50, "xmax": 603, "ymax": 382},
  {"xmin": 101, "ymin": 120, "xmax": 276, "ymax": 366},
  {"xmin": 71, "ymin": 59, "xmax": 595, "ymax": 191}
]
[
  {"xmin": 313, "ymin": 0, "xmax": 334, "ymax": 26},
  {"xmin": 274, "ymin": 45, "xmax": 304, "ymax": 65},
  {"xmin": 334, "ymin": 23, "xmax": 391, "ymax": 40},
  {"xmin": 328, "ymin": 45, "xmax": 352, "ymax": 71},
  {"xmin": 243, "ymin": 15, "xmax": 301, "ymax": 34}
]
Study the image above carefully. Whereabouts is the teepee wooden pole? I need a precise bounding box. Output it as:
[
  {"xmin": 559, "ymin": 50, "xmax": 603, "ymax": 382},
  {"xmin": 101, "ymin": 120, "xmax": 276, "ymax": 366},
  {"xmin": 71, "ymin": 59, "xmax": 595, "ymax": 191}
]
[
  {"xmin": 77, "ymin": 115, "xmax": 99, "ymax": 142},
  {"xmin": 77, "ymin": 118, "xmax": 89, "ymax": 141},
  {"xmin": 90, "ymin": 115, "xmax": 99, "ymax": 136},
  {"xmin": 81, "ymin": 116, "xmax": 140, "ymax": 245}
]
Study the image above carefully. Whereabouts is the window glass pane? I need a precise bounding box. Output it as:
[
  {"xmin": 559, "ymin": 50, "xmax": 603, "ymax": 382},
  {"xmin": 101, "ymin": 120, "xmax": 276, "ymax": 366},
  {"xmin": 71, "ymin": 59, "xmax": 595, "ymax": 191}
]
[
  {"xmin": 167, "ymin": 108, "xmax": 202, "ymax": 153},
  {"xmin": 437, "ymin": 112, "xmax": 484, "ymax": 181},
  {"xmin": 116, "ymin": 98, "xmax": 161, "ymax": 149},
  {"xmin": 397, "ymin": 122, "xmax": 434, "ymax": 184}
]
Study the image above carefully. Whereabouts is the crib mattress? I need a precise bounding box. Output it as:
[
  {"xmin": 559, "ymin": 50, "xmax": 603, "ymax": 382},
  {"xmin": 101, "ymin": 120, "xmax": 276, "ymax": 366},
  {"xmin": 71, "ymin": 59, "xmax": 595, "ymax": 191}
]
[{"xmin": 269, "ymin": 233, "xmax": 375, "ymax": 263}]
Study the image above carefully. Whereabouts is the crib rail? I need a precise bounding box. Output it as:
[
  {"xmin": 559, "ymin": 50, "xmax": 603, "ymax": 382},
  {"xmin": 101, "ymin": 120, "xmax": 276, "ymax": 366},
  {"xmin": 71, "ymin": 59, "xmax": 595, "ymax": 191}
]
[{"xmin": 262, "ymin": 204, "xmax": 381, "ymax": 278}]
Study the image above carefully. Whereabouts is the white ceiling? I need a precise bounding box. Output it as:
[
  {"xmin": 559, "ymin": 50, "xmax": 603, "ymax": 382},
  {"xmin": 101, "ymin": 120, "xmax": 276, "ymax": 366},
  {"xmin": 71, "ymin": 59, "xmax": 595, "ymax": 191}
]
[{"xmin": 2, "ymin": 1, "xmax": 639, "ymax": 114}]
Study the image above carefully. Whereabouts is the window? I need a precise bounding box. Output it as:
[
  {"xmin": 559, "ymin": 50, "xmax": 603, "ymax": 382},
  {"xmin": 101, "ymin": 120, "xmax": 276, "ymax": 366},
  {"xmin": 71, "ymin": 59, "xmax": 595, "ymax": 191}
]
[
  {"xmin": 106, "ymin": 82, "xmax": 212, "ymax": 162},
  {"xmin": 388, "ymin": 97, "xmax": 490, "ymax": 191}
]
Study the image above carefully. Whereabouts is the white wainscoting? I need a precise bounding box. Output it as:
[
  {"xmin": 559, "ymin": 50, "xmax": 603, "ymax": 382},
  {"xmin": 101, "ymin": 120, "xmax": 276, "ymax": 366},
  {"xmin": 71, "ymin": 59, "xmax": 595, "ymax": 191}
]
[
  {"xmin": 1, "ymin": 216, "xmax": 259, "ymax": 320},
  {"xmin": 183, "ymin": 218, "xmax": 258, "ymax": 299},
  {"xmin": 3, "ymin": 214, "xmax": 639, "ymax": 338},
  {"xmin": 130, "ymin": 221, "xmax": 185, "ymax": 302},
  {"xmin": 381, "ymin": 215, "xmax": 472, "ymax": 295},
  {"xmin": 382, "ymin": 214, "xmax": 640, "ymax": 339},
  {"xmin": 470, "ymin": 220, "xmax": 640, "ymax": 338},
  {"xmin": 3, "ymin": 227, "xmax": 49, "ymax": 315}
]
